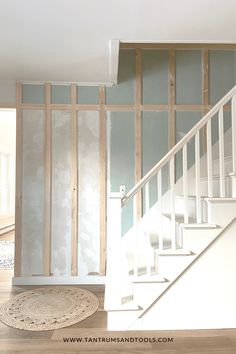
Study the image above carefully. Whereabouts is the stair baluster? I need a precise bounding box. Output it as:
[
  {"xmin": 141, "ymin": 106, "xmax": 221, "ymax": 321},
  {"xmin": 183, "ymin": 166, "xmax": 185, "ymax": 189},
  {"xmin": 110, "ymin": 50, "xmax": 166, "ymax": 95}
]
[
  {"xmin": 170, "ymin": 157, "xmax": 176, "ymax": 249},
  {"xmin": 219, "ymin": 107, "xmax": 225, "ymax": 197},
  {"xmin": 157, "ymin": 170, "xmax": 163, "ymax": 250},
  {"xmin": 231, "ymin": 95, "xmax": 236, "ymax": 175},
  {"xmin": 207, "ymin": 119, "xmax": 213, "ymax": 197},
  {"xmin": 145, "ymin": 182, "xmax": 151, "ymax": 275},
  {"xmin": 195, "ymin": 131, "xmax": 201, "ymax": 223},
  {"xmin": 133, "ymin": 194, "xmax": 138, "ymax": 277},
  {"xmin": 183, "ymin": 144, "xmax": 188, "ymax": 224}
]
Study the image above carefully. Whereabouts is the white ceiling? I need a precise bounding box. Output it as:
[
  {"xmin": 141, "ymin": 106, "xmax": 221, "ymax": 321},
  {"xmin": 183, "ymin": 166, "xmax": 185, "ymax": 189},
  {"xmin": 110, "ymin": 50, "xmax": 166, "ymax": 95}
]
[{"xmin": 0, "ymin": 0, "xmax": 236, "ymax": 85}]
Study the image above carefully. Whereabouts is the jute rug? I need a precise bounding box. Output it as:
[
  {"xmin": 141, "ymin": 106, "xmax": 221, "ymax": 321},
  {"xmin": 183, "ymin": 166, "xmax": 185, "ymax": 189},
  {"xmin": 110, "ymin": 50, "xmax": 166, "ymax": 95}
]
[
  {"xmin": 0, "ymin": 240, "xmax": 14, "ymax": 270},
  {"xmin": 0, "ymin": 286, "xmax": 99, "ymax": 331}
]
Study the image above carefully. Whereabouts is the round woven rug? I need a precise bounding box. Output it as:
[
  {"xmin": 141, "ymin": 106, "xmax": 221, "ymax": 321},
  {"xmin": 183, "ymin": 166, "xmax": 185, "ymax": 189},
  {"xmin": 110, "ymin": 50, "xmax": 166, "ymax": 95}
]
[{"xmin": 0, "ymin": 286, "xmax": 99, "ymax": 331}]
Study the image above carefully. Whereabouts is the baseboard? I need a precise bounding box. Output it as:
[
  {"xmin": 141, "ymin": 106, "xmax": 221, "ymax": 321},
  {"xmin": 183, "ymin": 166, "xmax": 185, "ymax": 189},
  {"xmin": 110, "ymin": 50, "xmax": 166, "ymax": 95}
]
[{"xmin": 12, "ymin": 276, "xmax": 106, "ymax": 286}]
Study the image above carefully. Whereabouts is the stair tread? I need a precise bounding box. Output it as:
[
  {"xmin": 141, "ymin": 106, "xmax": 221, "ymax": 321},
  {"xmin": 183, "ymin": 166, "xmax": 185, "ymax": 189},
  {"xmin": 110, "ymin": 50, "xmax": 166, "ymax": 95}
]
[
  {"xmin": 201, "ymin": 172, "xmax": 232, "ymax": 179},
  {"xmin": 176, "ymin": 195, "xmax": 207, "ymax": 199},
  {"xmin": 205, "ymin": 197, "xmax": 236, "ymax": 202},
  {"xmin": 105, "ymin": 301, "xmax": 142, "ymax": 311},
  {"xmin": 131, "ymin": 274, "xmax": 168, "ymax": 283},
  {"xmin": 155, "ymin": 249, "xmax": 194, "ymax": 256},
  {"xmin": 180, "ymin": 223, "xmax": 218, "ymax": 229}
]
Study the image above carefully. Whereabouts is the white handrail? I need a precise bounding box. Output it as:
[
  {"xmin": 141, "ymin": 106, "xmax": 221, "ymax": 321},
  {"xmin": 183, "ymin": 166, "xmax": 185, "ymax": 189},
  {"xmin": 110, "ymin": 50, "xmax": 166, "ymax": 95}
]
[{"xmin": 122, "ymin": 85, "xmax": 236, "ymax": 206}]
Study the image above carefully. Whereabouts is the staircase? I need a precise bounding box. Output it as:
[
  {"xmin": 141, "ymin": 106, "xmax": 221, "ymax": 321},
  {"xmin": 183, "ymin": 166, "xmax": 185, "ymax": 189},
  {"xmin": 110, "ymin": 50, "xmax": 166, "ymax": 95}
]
[{"xmin": 105, "ymin": 86, "xmax": 236, "ymax": 330}]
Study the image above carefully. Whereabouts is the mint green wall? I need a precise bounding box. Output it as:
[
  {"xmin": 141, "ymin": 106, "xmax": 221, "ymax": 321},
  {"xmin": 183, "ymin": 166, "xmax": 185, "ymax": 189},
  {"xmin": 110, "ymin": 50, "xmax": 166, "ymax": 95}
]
[
  {"xmin": 209, "ymin": 50, "xmax": 235, "ymax": 104},
  {"xmin": 142, "ymin": 50, "xmax": 168, "ymax": 104},
  {"xmin": 106, "ymin": 50, "xmax": 135, "ymax": 104},
  {"xmin": 22, "ymin": 84, "xmax": 44, "ymax": 104},
  {"xmin": 175, "ymin": 111, "xmax": 203, "ymax": 180},
  {"xmin": 176, "ymin": 50, "xmax": 202, "ymax": 104},
  {"xmin": 51, "ymin": 85, "xmax": 71, "ymax": 104},
  {"xmin": 109, "ymin": 111, "xmax": 135, "ymax": 235},
  {"xmin": 142, "ymin": 111, "xmax": 168, "ymax": 209},
  {"xmin": 77, "ymin": 87, "xmax": 99, "ymax": 104}
]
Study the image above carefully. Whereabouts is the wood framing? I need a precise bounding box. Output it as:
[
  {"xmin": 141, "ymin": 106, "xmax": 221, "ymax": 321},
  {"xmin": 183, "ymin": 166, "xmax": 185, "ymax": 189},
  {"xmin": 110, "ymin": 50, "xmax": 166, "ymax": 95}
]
[
  {"xmin": 43, "ymin": 83, "xmax": 52, "ymax": 276},
  {"xmin": 141, "ymin": 105, "xmax": 169, "ymax": 111},
  {"xmin": 99, "ymin": 86, "xmax": 107, "ymax": 274},
  {"xmin": 202, "ymin": 49, "xmax": 209, "ymax": 109},
  {"xmin": 0, "ymin": 103, "xmax": 16, "ymax": 109},
  {"xmin": 14, "ymin": 83, "xmax": 23, "ymax": 277},
  {"xmin": 168, "ymin": 49, "xmax": 176, "ymax": 149},
  {"xmin": 202, "ymin": 49, "xmax": 209, "ymax": 151},
  {"xmin": 120, "ymin": 43, "xmax": 236, "ymax": 50},
  {"xmin": 11, "ymin": 44, "xmax": 236, "ymax": 282},
  {"xmin": 105, "ymin": 105, "xmax": 135, "ymax": 112},
  {"xmin": 135, "ymin": 49, "xmax": 142, "ymax": 220},
  {"xmin": 71, "ymin": 84, "xmax": 78, "ymax": 276}
]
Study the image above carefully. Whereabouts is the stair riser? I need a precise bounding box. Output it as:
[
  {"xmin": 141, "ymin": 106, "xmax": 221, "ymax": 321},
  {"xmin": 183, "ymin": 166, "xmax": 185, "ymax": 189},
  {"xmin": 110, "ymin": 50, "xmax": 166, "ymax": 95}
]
[
  {"xmin": 206, "ymin": 200, "xmax": 236, "ymax": 226},
  {"xmin": 181, "ymin": 228, "xmax": 220, "ymax": 253},
  {"xmin": 107, "ymin": 310, "xmax": 142, "ymax": 330},
  {"xmin": 156, "ymin": 255, "xmax": 195, "ymax": 279},
  {"xmin": 133, "ymin": 282, "xmax": 168, "ymax": 309}
]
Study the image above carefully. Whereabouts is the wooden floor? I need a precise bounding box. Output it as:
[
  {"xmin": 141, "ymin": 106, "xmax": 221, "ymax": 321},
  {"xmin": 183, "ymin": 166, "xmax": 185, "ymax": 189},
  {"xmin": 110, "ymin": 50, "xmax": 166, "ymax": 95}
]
[
  {"xmin": 0, "ymin": 215, "xmax": 14, "ymax": 229},
  {"xmin": 0, "ymin": 231, "xmax": 236, "ymax": 353}
]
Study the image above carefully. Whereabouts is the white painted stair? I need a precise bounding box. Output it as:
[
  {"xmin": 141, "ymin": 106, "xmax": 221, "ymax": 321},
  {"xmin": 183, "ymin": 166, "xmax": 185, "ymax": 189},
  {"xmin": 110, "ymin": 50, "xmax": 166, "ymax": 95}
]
[{"xmin": 105, "ymin": 86, "xmax": 236, "ymax": 330}]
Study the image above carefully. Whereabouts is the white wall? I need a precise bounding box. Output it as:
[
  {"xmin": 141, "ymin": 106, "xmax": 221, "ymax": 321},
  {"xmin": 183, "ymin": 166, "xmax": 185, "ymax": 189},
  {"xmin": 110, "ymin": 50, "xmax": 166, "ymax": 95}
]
[
  {"xmin": 0, "ymin": 109, "xmax": 16, "ymax": 216},
  {"xmin": 0, "ymin": 109, "xmax": 16, "ymax": 154}
]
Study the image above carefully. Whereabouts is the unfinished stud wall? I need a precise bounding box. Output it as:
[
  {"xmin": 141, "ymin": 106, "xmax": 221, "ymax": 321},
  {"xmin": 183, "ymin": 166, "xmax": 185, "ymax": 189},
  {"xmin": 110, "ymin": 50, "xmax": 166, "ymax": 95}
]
[{"xmin": 0, "ymin": 44, "xmax": 235, "ymax": 283}]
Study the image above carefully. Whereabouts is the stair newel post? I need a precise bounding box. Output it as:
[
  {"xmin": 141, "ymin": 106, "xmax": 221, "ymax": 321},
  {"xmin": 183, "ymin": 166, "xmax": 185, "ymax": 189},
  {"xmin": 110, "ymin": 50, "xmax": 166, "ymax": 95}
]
[
  {"xmin": 145, "ymin": 182, "xmax": 151, "ymax": 275},
  {"xmin": 207, "ymin": 120, "xmax": 213, "ymax": 198},
  {"xmin": 219, "ymin": 108, "xmax": 225, "ymax": 197},
  {"xmin": 183, "ymin": 144, "xmax": 188, "ymax": 224},
  {"xmin": 195, "ymin": 131, "xmax": 201, "ymax": 223},
  {"xmin": 230, "ymin": 95, "xmax": 236, "ymax": 197},
  {"xmin": 170, "ymin": 157, "xmax": 176, "ymax": 249},
  {"xmin": 157, "ymin": 170, "xmax": 163, "ymax": 250},
  {"xmin": 106, "ymin": 192, "xmax": 123, "ymax": 308}
]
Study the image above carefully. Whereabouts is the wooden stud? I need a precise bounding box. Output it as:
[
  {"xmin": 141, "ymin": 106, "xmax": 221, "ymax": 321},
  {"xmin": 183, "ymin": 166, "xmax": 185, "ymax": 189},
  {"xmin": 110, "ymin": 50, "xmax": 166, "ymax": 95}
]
[
  {"xmin": 77, "ymin": 105, "xmax": 100, "ymax": 111},
  {"xmin": 141, "ymin": 104, "xmax": 169, "ymax": 111},
  {"xmin": 202, "ymin": 49, "xmax": 209, "ymax": 109},
  {"xmin": 135, "ymin": 49, "xmax": 142, "ymax": 220},
  {"xmin": 105, "ymin": 105, "xmax": 135, "ymax": 112},
  {"xmin": 168, "ymin": 49, "xmax": 176, "ymax": 149},
  {"xmin": 18, "ymin": 103, "xmax": 231, "ymax": 113},
  {"xmin": 21, "ymin": 104, "xmax": 45, "ymax": 110},
  {"xmin": 174, "ymin": 104, "xmax": 205, "ymax": 111},
  {"xmin": 43, "ymin": 83, "xmax": 52, "ymax": 276},
  {"xmin": 202, "ymin": 49, "xmax": 209, "ymax": 151},
  {"xmin": 0, "ymin": 103, "xmax": 16, "ymax": 109},
  {"xmin": 50, "ymin": 104, "xmax": 72, "ymax": 110},
  {"xmin": 99, "ymin": 86, "xmax": 107, "ymax": 275},
  {"xmin": 71, "ymin": 84, "xmax": 78, "ymax": 276},
  {"xmin": 120, "ymin": 43, "xmax": 236, "ymax": 50},
  {"xmin": 14, "ymin": 83, "xmax": 23, "ymax": 277}
]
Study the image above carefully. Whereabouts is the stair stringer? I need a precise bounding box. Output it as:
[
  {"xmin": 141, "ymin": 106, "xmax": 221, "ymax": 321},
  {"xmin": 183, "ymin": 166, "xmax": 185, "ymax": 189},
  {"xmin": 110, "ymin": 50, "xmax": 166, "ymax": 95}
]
[{"xmin": 128, "ymin": 217, "xmax": 236, "ymax": 330}]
